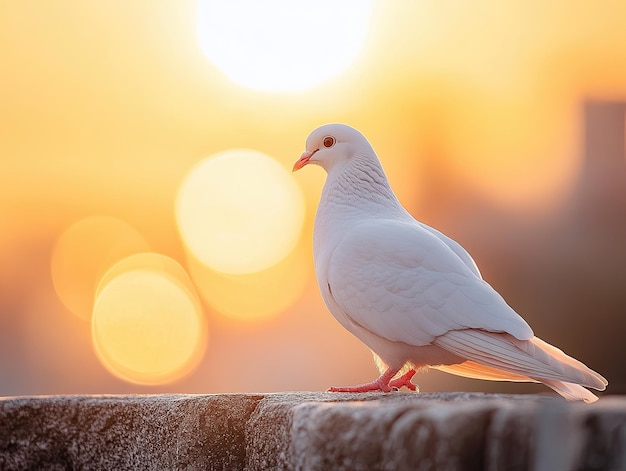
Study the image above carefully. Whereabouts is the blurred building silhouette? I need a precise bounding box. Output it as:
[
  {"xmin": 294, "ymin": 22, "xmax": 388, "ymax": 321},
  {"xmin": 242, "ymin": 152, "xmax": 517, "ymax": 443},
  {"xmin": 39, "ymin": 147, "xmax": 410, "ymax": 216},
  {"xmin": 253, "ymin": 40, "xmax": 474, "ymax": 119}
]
[
  {"xmin": 545, "ymin": 100, "xmax": 626, "ymax": 395},
  {"xmin": 425, "ymin": 100, "xmax": 626, "ymax": 396},
  {"xmin": 576, "ymin": 100, "xmax": 626, "ymax": 225}
]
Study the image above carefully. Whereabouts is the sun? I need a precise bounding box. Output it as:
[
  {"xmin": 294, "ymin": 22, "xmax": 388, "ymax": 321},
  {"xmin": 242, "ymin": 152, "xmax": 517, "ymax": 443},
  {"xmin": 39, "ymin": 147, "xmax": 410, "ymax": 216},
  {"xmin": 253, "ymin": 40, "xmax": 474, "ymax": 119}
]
[{"xmin": 196, "ymin": 0, "xmax": 373, "ymax": 92}]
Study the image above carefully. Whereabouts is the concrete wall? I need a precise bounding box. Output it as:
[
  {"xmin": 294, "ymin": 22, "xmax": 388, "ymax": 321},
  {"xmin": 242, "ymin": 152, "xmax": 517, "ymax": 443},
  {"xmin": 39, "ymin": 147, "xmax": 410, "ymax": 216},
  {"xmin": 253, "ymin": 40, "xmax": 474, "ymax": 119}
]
[{"xmin": 1, "ymin": 392, "xmax": 624, "ymax": 470}]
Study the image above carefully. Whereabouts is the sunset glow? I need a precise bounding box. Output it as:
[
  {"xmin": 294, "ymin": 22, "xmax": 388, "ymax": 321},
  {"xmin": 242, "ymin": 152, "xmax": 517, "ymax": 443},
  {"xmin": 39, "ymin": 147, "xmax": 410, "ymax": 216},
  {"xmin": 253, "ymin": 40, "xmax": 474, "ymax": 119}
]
[{"xmin": 1, "ymin": 2, "xmax": 625, "ymax": 395}]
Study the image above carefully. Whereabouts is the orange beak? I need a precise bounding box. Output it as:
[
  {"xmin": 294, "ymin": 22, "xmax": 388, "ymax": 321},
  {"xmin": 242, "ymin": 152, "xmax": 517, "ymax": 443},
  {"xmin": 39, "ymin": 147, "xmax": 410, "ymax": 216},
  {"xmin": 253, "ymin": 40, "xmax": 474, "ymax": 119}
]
[{"xmin": 292, "ymin": 149, "xmax": 318, "ymax": 172}]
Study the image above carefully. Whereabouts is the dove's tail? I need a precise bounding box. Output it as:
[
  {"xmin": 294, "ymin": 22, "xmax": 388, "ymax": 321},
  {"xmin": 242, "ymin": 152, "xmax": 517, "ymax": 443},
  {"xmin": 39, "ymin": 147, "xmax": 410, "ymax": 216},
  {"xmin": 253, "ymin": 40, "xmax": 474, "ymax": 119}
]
[
  {"xmin": 541, "ymin": 379, "xmax": 601, "ymax": 404},
  {"xmin": 433, "ymin": 330, "xmax": 608, "ymax": 403}
]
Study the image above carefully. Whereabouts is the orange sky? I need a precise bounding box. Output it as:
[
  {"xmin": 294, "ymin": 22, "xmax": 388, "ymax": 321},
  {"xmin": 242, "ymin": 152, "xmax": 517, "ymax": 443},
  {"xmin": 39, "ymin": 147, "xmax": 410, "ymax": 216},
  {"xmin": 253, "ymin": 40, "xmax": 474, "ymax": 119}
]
[{"xmin": 1, "ymin": 1, "xmax": 625, "ymax": 395}]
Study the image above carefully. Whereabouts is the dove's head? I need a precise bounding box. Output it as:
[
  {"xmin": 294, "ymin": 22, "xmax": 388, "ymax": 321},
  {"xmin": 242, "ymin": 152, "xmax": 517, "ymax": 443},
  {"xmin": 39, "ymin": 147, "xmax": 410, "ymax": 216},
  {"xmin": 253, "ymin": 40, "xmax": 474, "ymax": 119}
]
[{"xmin": 293, "ymin": 123, "xmax": 377, "ymax": 173}]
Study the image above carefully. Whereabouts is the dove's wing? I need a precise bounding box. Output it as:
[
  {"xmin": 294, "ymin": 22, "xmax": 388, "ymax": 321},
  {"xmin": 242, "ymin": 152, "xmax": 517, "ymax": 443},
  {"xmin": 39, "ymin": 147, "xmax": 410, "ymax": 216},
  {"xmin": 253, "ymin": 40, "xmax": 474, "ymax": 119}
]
[
  {"xmin": 416, "ymin": 222, "xmax": 482, "ymax": 278},
  {"xmin": 326, "ymin": 219, "xmax": 533, "ymax": 346}
]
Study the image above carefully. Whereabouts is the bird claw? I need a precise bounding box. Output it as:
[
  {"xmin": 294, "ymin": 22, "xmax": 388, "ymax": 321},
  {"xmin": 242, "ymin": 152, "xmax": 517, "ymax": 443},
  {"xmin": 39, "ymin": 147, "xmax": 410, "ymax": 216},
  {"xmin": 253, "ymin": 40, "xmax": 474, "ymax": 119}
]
[
  {"xmin": 328, "ymin": 376, "xmax": 395, "ymax": 393},
  {"xmin": 328, "ymin": 369, "xmax": 418, "ymax": 393},
  {"xmin": 327, "ymin": 381, "xmax": 393, "ymax": 393},
  {"xmin": 389, "ymin": 370, "xmax": 418, "ymax": 391}
]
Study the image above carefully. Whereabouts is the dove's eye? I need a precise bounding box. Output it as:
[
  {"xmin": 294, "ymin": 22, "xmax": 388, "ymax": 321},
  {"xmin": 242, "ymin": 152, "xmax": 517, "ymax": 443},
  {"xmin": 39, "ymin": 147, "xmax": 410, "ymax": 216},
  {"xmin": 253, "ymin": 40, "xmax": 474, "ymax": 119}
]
[{"xmin": 323, "ymin": 136, "xmax": 336, "ymax": 148}]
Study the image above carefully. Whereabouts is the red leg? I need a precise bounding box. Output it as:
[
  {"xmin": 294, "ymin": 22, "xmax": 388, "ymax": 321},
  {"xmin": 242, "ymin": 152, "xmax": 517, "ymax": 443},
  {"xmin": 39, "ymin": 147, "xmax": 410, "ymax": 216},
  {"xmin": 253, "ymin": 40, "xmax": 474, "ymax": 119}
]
[
  {"xmin": 328, "ymin": 367, "xmax": 398, "ymax": 393},
  {"xmin": 389, "ymin": 369, "xmax": 417, "ymax": 391}
]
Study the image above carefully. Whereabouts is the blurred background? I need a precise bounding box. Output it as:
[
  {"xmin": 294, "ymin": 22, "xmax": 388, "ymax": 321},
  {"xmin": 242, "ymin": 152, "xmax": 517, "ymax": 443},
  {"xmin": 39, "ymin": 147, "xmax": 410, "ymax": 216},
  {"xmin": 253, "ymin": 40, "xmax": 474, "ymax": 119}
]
[{"xmin": 1, "ymin": 1, "xmax": 624, "ymax": 397}]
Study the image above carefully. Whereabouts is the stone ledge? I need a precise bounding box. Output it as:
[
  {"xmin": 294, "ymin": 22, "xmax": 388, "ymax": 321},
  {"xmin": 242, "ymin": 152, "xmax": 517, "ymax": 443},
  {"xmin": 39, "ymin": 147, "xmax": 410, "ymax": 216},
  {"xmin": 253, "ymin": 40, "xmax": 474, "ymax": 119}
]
[{"xmin": 0, "ymin": 392, "xmax": 624, "ymax": 470}]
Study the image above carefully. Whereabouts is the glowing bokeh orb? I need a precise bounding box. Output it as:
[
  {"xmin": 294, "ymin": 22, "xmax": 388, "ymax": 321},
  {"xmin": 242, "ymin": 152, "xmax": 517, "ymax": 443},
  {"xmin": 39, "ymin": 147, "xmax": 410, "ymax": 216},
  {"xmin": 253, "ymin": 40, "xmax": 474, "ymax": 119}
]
[
  {"xmin": 188, "ymin": 240, "xmax": 309, "ymax": 322},
  {"xmin": 197, "ymin": 0, "xmax": 373, "ymax": 92},
  {"xmin": 50, "ymin": 216, "xmax": 149, "ymax": 320},
  {"xmin": 176, "ymin": 149, "xmax": 305, "ymax": 274},
  {"xmin": 92, "ymin": 253, "xmax": 206, "ymax": 385}
]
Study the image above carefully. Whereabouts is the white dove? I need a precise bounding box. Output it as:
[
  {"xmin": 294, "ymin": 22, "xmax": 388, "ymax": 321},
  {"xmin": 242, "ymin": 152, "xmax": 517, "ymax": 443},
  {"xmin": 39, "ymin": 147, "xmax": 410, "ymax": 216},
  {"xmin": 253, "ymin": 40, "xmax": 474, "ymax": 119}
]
[{"xmin": 293, "ymin": 123, "xmax": 607, "ymax": 403}]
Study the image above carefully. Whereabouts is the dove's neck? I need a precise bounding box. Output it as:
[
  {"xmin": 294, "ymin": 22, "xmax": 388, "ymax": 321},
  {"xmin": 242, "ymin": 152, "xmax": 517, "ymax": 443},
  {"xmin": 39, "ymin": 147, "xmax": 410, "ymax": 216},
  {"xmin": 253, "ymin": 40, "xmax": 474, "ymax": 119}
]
[
  {"xmin": 314, "ymin": 156, "xmax": 411, "ymax": 253},
  {"xmin": 324, "ymin": 159, "xmax": 402, "ymax": 211}
]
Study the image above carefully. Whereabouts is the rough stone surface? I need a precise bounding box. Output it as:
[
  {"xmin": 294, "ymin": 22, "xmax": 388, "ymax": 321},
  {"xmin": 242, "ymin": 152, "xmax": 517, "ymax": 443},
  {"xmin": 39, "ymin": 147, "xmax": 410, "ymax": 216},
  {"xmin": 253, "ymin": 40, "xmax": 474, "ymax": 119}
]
[
  {"xmin": 0, "ymin": 392, "xmax": 624, "ymax": 470},
  {"xmin": 0, "ymin": 394, "xmax": 262, "ymax": 470}
]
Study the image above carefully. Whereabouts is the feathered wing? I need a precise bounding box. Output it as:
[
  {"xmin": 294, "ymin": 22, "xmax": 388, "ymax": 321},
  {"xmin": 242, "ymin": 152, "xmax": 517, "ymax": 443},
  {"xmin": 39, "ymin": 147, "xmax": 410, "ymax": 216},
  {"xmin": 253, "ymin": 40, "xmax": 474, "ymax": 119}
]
[
  {"xmin": 416, "ymin": 222, "xmax": 482, "ymax": 278},
  {"xmin": 326, "ymin": 219, "xmax": 607, "ymax": 401},
  {"xmin": 327, "ymin": 219, "xmax": 534, "ymax": 346}
]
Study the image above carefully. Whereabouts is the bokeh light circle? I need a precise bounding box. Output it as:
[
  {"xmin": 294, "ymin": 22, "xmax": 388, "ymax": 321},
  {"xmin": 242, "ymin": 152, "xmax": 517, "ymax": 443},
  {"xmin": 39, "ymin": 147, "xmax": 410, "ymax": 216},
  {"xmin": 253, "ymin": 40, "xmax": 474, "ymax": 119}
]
[
  {"xmin": 188, "ymin": 240, "xmax": 310, "ymax": 322},
  {"xmin": 92, "ymin": 253, "xmax": 206, "ymax": 385},
  {"xmin": 197, "ymin": 0, "xmax": 373, "ymax": 92},
  {"xmin": 50, "ymin": 215, "xmax": 149, "ymax": 320},
  {"xmin": 176, "ymin": 149, "xmax": 305, "ymax": 275}
]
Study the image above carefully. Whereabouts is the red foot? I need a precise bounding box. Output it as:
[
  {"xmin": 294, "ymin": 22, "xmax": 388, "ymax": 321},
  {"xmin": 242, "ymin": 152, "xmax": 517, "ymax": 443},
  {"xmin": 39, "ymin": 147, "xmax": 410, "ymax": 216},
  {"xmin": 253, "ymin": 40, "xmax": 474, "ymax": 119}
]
[
  {"xmin": 328, "ymin": 377, "xmax": 394, "ymax": 393},
  {"xmin": 328, "ymin": 369, "xmax": 417, "ymax": 392},
  {"xmin": 389, "ymin": 370, "xmax": 417, "ymax": 391},
  {"xmin": 327, "ymin": 368, "xmax": 417, "ymax": 393}
]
